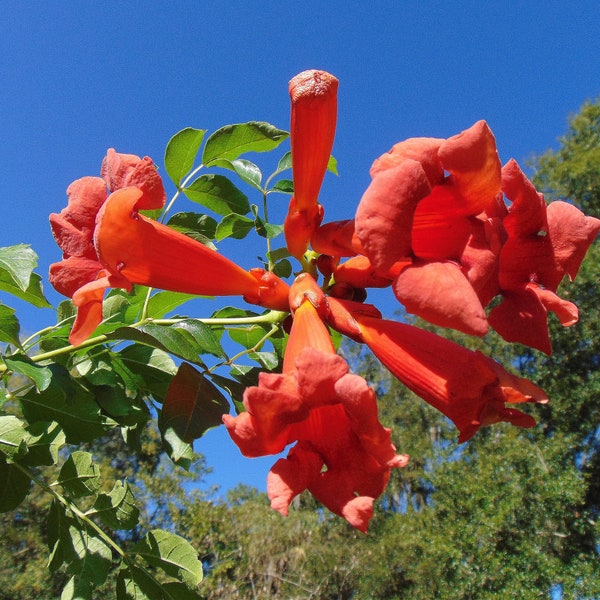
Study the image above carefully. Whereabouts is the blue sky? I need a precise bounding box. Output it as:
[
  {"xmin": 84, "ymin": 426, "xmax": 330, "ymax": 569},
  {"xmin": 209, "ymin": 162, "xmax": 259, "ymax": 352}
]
[{"xmin": 1, "ymin": 1, "xmax": 599, "ymax": 492}]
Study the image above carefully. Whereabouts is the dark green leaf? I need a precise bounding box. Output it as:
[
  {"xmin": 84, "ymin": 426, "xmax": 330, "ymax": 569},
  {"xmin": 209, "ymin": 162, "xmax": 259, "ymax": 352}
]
[
  {"xmin": 160, "ymin": 363, "xmax": 229, "ymax": 443},
  {"xmin": 57, "ymin": 451, "xmax": 101, "ymax": 497},
  {"xmin": 0, "ymin": 270, "xmax": 52, "ymax": 308},
  {"xmin": 164, "ymin": 127, "xmax": 206, "ymax": 186},
  {"xmin": 0, "ymin": 457, "xmax": 31, "ymax": 512},
  {"xmin": 167, "ymin": 212, "xmax": 218, "ymax": 244},
  {"xmin": 184, "ymin": 174, "xmax": 249, "ymax": 216},
  {"xmin": 270, "ymin": 179, "xmax": 294, "ymax": 194},
  {"xmin": 20, "ymin": 420, "xmax": 65, "ymax": 466},
  {"xmin": 47, "ymin": 500, "xmax": 112, "ymax": 586},
  {"xmin": 20, "ymin": 366, "xmax": 118, "ymax": 443},
  {"xmin": 0, "ymin": 244, "xmax": 38, "ymax": 291},
  {"xmin": 202, "ymin": 121, "xmax": 288, "ymax": 165},
  {"xmin": 215, "ymin": 213, "xmax": 254, "ymax": 241},
  {"xmin": 131, "ymin": 529, "xmax": 203, "ymax": 587},
  {"xmin": 119, "ymin": 344, "xmax": 177, "ymax": 402},
  {"xmin": 0, "ymin": 303, "xmax": 21, "ymax": 347},
  {"xmin": 116, "ymin": 564, "xmax": 164, "ymax": 600},
  {"xmin": 3, "ymin": 354, "xmax": 52, "ymax": 391},
  {"xmin": 273, "ymin": 258, "xmax": 292, "ymax": 278},
  {"xmin": 93, "ymin": 480, "xmax": 140, "ymax": 530},
  {"xmin": 0, "ymin": 415, "xmax": 28, "ymax": 460}
]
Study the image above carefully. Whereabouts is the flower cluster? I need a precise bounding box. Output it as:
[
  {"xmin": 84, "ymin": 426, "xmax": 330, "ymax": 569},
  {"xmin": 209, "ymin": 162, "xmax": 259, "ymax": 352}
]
[{"xmin": 50, "ymin": 70, "xmax": 599, "ymax": 531}]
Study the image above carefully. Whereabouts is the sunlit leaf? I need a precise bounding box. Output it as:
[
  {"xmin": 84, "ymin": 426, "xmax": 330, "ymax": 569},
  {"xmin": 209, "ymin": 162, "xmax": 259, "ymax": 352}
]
[
  {"xmin": 215, "ymin": 213, "xmax": 254, "ymax": 241},
  {"xmin": 327, "ymin": 154, "xmax": 338, "ymax": 175},
  {"xmin": 161, "ymin": 363, "xmax": 229, "ymax": 443},
  {"xmin": 228, "ymin": 324, "xmax": 268, "ymax": 349},
  {"xmin": 164, "ymin": 127, "xmax": 206, "ymax": 186},
  {"xmin": 254, "ymin": 216, "xmax": 283, "ymax": 239},
  {"xmin": 0, "ymin": 303, "xmax": 21, "ymax": 347},
  {"xmin": 0, "ymin": 270, "xmax": 52, "ymax": 308},
  {"xmin": 131, "ymin": 529, "xmax": 203, "ymax": 587},
  {"xmin": 0, "ymin": 415, "xmax": 28, "ymax": 460},
  {"xmin": 247, "ymin": 350, "xmax": 279, "ymax": 370},
  {"xmin": 0, "ymin": 244, "xmax": 38, "ymax": 291},
  {"xmin": 276, "ymin": 151, "xmax": 292, "ymax": 172},
  {"xmin": 202, "ymin": 121, "xmax": 288, "ymax": 165},
  {"xmin": 211, "ymin": 158, "xmax": 263, "ymax": 190},
  {"xmin": 161, "ymin": 427, "xmax": 194, "ymax": 470},
  {"xmin": 3, "ymin": 354, "xmax": 52, "ymax": 391},
  {"xmin": 184, "ymin": 174, "xmax": 249, "ymax": 216},
  {"xmin": 57, "ymin": 451, "xmax": 101, "ymax": 497}
]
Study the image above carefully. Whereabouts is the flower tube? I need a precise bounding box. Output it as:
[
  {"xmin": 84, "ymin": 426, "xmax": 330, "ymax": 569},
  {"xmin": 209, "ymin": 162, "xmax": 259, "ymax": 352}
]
[
  {"xmin": 223, "ymin": 274, "xmax": 407, "ymax": 532},
  {"xmin": 284, "ymin": 70, "xmax": 338, "ymax": 259}
]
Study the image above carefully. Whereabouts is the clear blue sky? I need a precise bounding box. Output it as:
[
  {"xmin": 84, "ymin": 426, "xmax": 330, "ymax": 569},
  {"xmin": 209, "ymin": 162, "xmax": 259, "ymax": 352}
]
[{"xmin": 1, "ymin": 1, "xmax": 599, "ymax": 492}]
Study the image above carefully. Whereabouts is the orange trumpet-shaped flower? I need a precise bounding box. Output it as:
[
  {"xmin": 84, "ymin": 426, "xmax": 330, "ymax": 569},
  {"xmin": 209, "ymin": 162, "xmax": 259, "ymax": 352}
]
[
  {"xmin": 488, "ymin": 159, "xmax": 600, "ymax": 354},
  {"xmin": 352, "ymin": 120, "xmax": 504, "ymax": 337},
  {"xmin": 352, "ymin": 314, "xmax": 548, "ymax": 443},
  {"xmin": 50, "ymin": 150, "xmax": 290, "ymax": 345},
  {"xmin": 223, "ymin": 274, "xmax": 407, "ymax": 532},
  {"xmin": 284, "ymin": 70, "xmax": 338, "ymax": 259}
]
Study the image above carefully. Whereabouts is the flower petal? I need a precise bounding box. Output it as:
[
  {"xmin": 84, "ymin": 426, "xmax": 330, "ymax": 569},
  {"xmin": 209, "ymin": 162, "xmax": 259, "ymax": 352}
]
[
  {"xmin": 355, "ymin": 159, "xmax": 431, "ymax": 273},
  {"xmin": 393, "ymin": 260, "xmax": 489, "ymax": 336},
  {"xmin": 438, "ymin": 120, "xmax": 502, "ymax": 215}
]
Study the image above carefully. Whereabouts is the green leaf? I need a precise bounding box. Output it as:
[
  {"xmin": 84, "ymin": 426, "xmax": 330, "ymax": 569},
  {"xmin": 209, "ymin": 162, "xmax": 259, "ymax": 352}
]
[
  {"xmin": 0, "ymin": 270, "xmax": 51, "ymax": 308},
  {"xmin": 0, "ymin": 457, "xmax": 31, "ymax": 512},
  {"xmin": 160, "ymin": 363, "xmax": 229, "ymax": 443},
  {"xmin": 61, "ymin": 575, "xmax": 93, "ymax": 600},
  {"xmin": 0, "ymin": 244, "xmax": 38, "ymax": 291},
  {"xmin": 254, "ymin": 216, "xmax": 283, "ymax": 239},
  {"xmin": 0, "ymin": 303, "xmax": 21, "ymax": 347},
  {"xmin": 20, "ymin": 366, "xmax": 118, "ymax": 443},
  {"xmin": 184, "ymin": 174, "xmax": 249, "ymax": 216},
  {"xmin": 20, "ymin": 421, "xmax": 65, "ymax": 466},
  {"xmin": 247, "ymin": 350, "xmax": 279, "ymax": 370},
  {"xmin": 3, "ymin": 354, "xmax": 52, "ymax": 391},
  {"xmin": 131, "ymin": 529, "xmax": 203, "ymax": 587},
  {"xmin": 167, "ymin": 212, "xmax": 218, "ymax": 244},
  {"xmin": 273, "ymin": 258, "xmax": 292, "ymax": 278},
  {"xmin": 228, "ymin": 324, "xmax": 268, "ymax": 349},
  {"xmin": 327, "ymin": 154, "xmax": 338, "ymax": 175},
  {"xmin": 202, "ymin": 121, "xmax": 288, "ymax": 165},
  {"xmin": 276, "ymin": 151, "xmax": 292, "ymax": 172},
  {"xmin": 57, "ymin": 451, "xmax": 101, "ymax": 497},
  {"xmin": 270, "ymin": 179, "xmax": 294, "ymax": 194},
  {"xmin": 211, "ymin": 158, "xmax": 263, "ymax": 190},
  {"xmin": 0, "ymin": 415, "xmax": 28, "ymax": 460},
  {"xmin": 47, "ymin": 500, "xmax": 112, "ymax": 586},
  {"xmin": 215, "ymin": 213, "xmax": 254, "ymax": 241},
  {"xmin": 119, "ymin": 344, "xmax": 177, "ymax": 402},
  {"xmin": 116, "ymin": 564, "xmax": 164, "ymax": 600},
  {"xmin": 161, "ymin": 427, "xmax": 194, "ymax": 469},
  {"xmin": 93, "ymin": 480, "xmax": 140, "ymax": 530},
  {"xmin": 164, "ymin": 128, "xmax": 206, "ymax": 186}
]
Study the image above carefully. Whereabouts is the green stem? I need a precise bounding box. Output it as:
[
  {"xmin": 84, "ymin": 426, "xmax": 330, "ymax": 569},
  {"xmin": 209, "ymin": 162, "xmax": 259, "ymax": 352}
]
[
  {"xmin": 11, "ymin": 461, "xmax": 126, "ymax": 558},
  {"xmin": 0, "ymin": 311, "xmax": 287, "ymax": 375}
]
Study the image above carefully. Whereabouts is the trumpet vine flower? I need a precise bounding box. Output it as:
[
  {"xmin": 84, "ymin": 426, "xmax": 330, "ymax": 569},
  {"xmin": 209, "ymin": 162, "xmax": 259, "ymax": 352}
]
[
  {"xmin": 223, "ymin": 274, "xmax": 408, "ymax": 532},
  {"xmin": 50, "ymin": 150, "xmax": 289, "ymax": 345},
  {"xmin": 284, "ymin": 70, "xmax": 338, "ymax": 259}
]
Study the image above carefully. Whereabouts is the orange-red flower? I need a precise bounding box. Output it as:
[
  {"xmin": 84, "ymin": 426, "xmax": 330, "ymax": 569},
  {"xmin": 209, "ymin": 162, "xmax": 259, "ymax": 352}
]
[
  {"xmin": 284, "ymin": 70, "xmax": 338, "ymax": 259},
  {"xmin": 331, "ymin": 308, "xmax": 548, "ymax": 443},
  {"xmin": 223, "ymin": 274, "xmax": 408, "ymax": 532},
  {"xmin": 488, "ymin": 159, "xmax": 600, "ymax": 353},
  {"xmin": 50, "ymin": 150, "xmax": 290, "ymax": 345}
]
